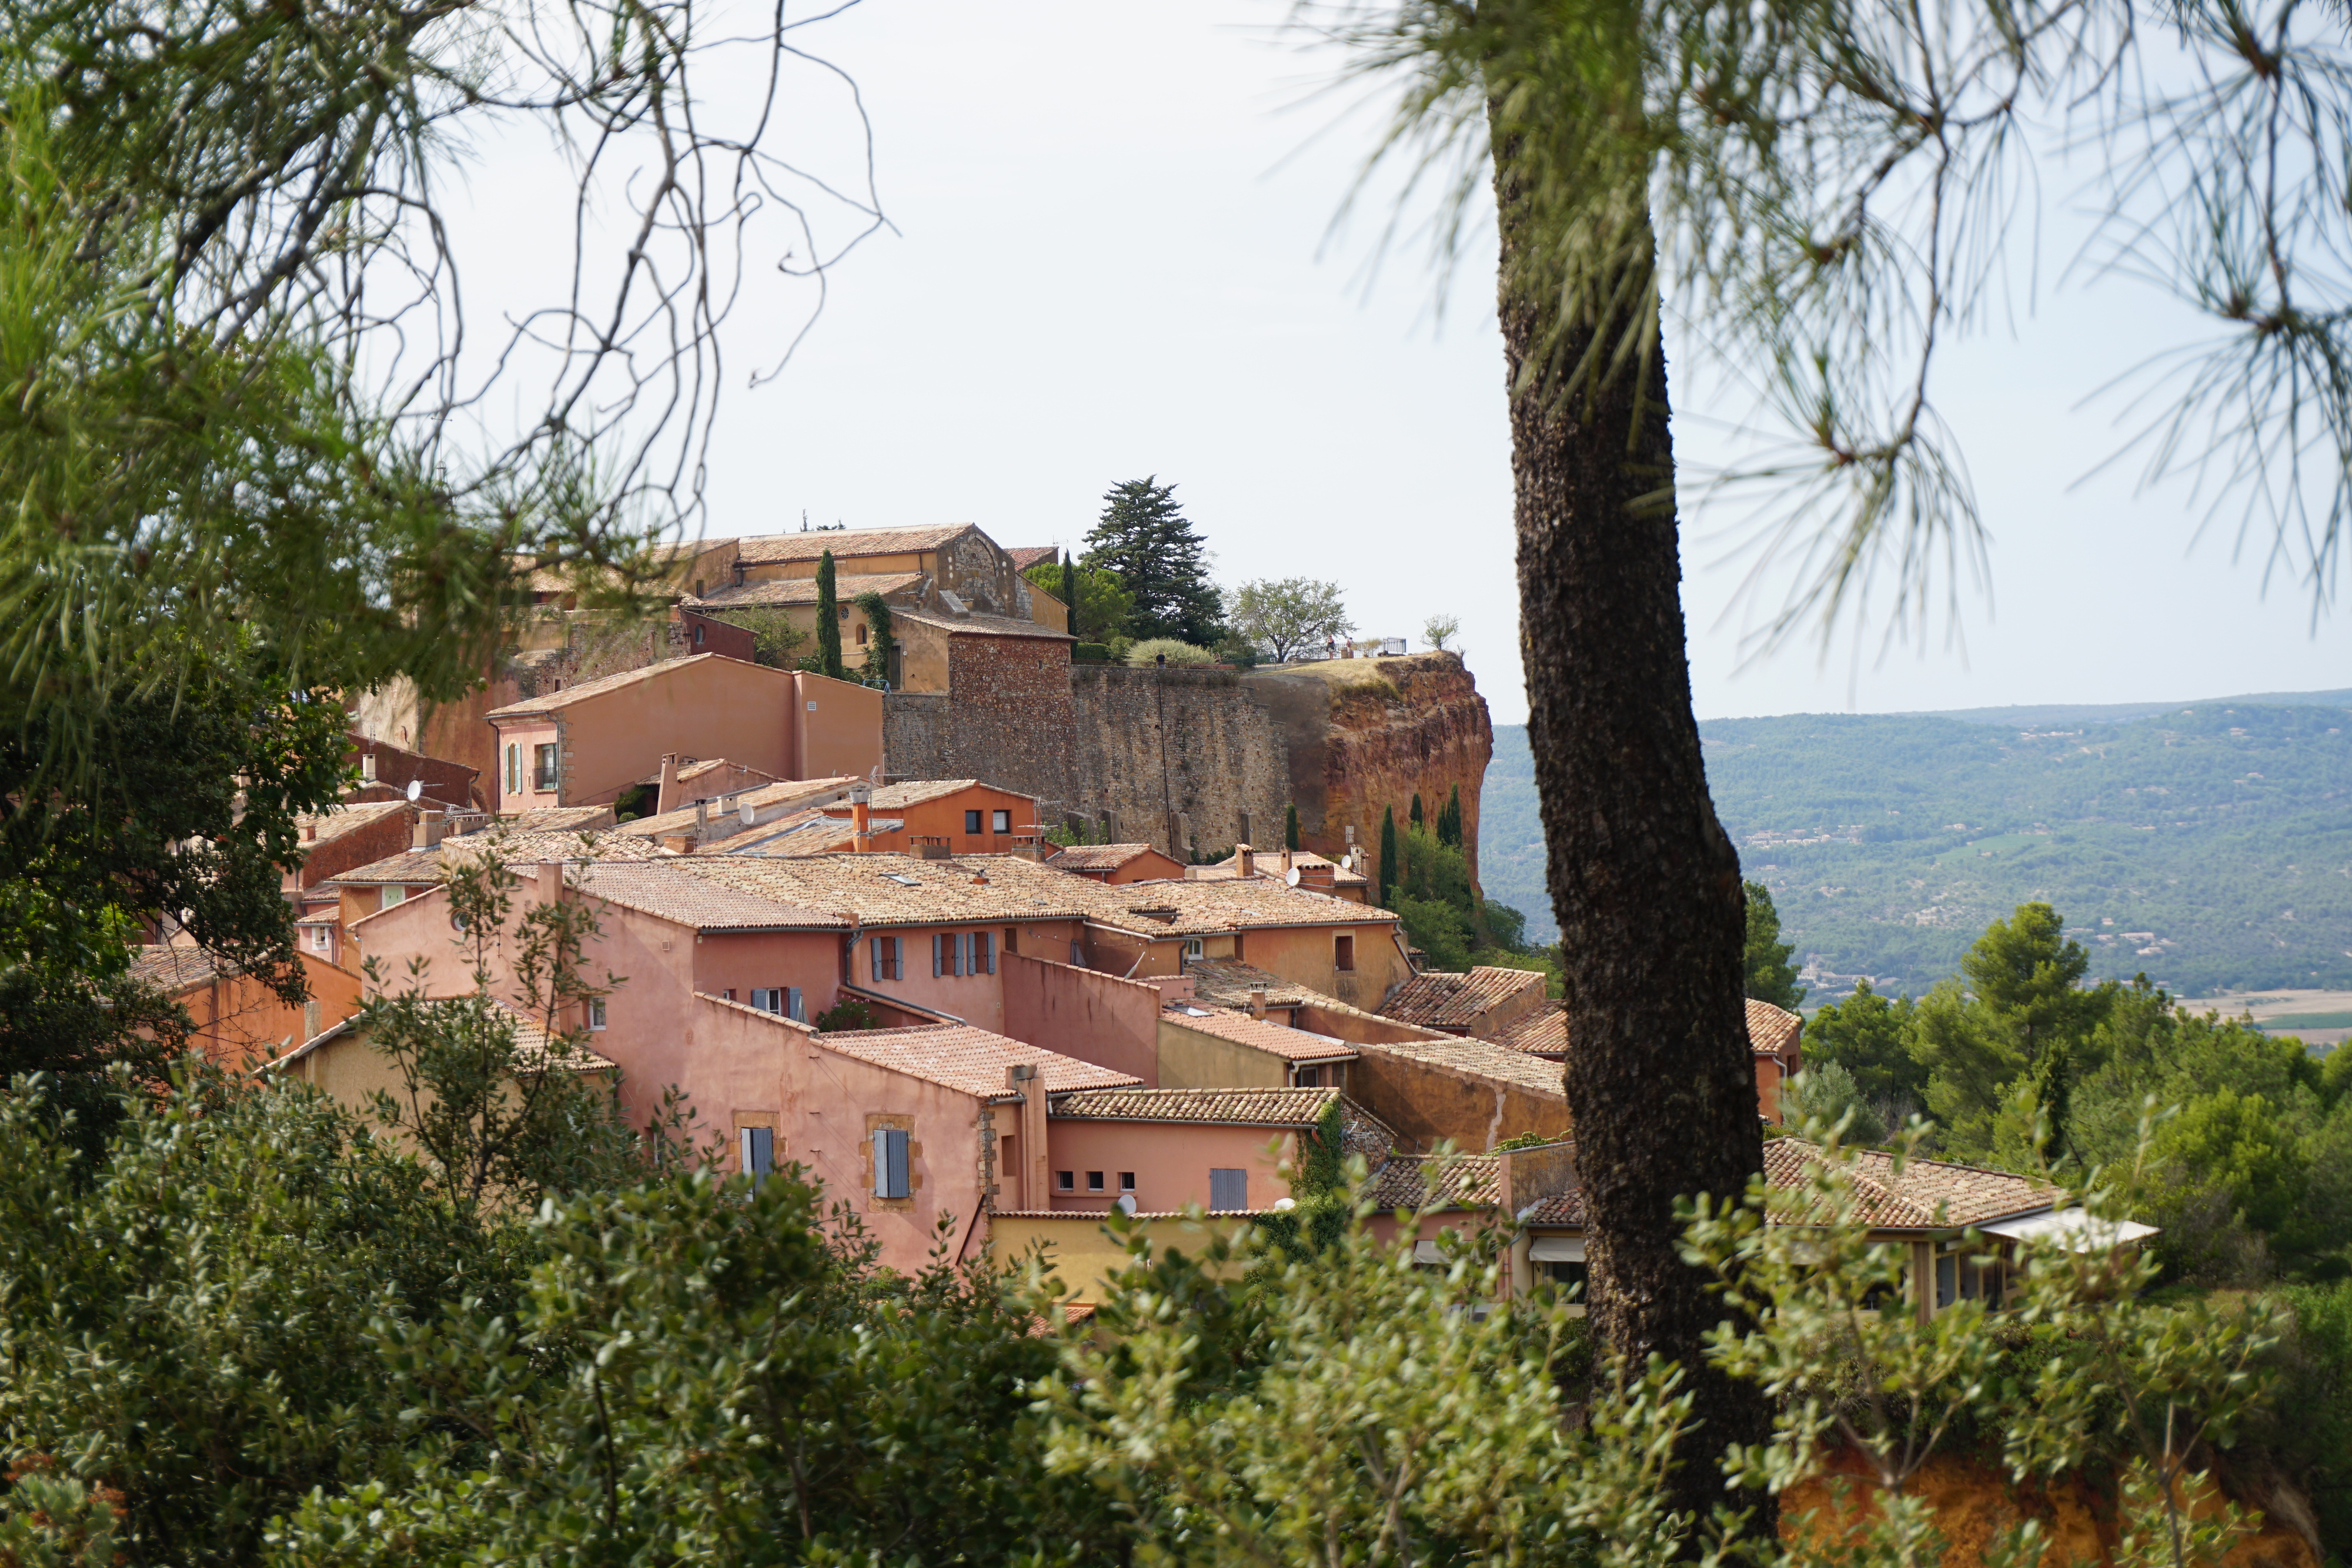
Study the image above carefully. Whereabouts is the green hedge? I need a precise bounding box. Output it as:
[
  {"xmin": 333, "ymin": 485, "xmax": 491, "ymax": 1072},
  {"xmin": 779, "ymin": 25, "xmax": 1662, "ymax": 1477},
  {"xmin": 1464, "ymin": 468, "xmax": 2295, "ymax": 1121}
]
[{"xmin": 1072, "ymin": 642, "xmax": 1111, "ymax": 663}]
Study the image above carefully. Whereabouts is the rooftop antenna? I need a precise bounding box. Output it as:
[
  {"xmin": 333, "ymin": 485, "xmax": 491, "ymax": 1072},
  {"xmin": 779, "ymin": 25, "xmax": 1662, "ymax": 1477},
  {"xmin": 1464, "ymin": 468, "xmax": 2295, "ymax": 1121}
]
[{"xmin": 801, "ymin": 509, "xmax": 808, "ymax": 531}]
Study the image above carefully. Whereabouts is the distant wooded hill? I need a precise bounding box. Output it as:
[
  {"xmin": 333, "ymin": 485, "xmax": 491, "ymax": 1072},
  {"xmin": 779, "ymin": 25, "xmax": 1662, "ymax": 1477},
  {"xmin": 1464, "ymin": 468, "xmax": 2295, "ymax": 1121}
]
[{"xmin": 1481, "ymin": 692, "xmax": 2352, "ymax": 997}]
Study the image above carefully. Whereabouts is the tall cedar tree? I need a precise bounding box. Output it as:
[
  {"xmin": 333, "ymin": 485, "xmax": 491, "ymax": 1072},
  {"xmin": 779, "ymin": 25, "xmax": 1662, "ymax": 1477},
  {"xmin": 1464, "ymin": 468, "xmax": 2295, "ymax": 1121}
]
[
  {"xmin": 1411, "ymin": 793, "xmax": 1425, "ymax": 828},
  {"xmin": 1492, "ymin": 131, "xmax": 1771, "ymax": 1526},
  {"xmin": 1285, "ymin": 802, "xmax": 1301, "ymax": 850},
  {"xmin": 1743, "ymin": 882, "xmax": 1806, "ymax": 1011},
  {"xmin": 1378, "ymin": 806, "xmax": 1399, "ymax": 908},
  {"xmin": 816, "ymin": 550, "xmax": 846, "ymax": 680},
  {"xmin": 1438, "ymin": 784, "xmax": 1464, "ymax": 849},
  {"xmin": 1081, "ymin": 478, "xmax": 1222, "ymax": 645}
]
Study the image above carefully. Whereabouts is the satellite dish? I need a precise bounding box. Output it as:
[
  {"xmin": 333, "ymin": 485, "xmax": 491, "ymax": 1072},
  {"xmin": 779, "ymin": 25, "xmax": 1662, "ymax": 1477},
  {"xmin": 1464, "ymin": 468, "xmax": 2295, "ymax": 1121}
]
[
  {"xmin": 1274, "ymin": 1196, "xmax": 1297, "ymax": 1212},
  {"xmin": 1284, "ymin": 866, "xmax": 1301, "ymax": 887},
  {"xmin": 1115, "ymin": 1194, "xmax": 1137, "ymax": 1216},
  {"xmin": 405, "ymin": 779, "xmax": 422, "ymax": 803},
  {"xmin": 740, "ymin": 798, "xmax": 757, "ymax": 828}
]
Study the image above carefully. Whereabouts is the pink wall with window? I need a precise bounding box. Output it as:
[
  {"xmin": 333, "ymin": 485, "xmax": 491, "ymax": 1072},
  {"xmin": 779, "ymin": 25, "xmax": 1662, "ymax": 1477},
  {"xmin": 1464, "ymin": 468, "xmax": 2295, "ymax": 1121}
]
[
  {"xmin": 1043, "ymin": 1119, "xmax": 1298, "ymax": 1215},
  {"xmin": 848, "ymin": 919, "xmax": 1083, "ymax": 1033},
  {"xmin": 487, "ymin": 719, "xmax": 562, "ymax": 813}
]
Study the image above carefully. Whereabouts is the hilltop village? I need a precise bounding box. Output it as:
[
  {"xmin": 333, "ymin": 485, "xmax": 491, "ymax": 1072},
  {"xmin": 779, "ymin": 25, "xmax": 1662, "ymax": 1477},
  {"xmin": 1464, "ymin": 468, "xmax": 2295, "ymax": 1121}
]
[{"xmin": 133, "ymin": 519, "xmax": 2087, "ymax": 1314}]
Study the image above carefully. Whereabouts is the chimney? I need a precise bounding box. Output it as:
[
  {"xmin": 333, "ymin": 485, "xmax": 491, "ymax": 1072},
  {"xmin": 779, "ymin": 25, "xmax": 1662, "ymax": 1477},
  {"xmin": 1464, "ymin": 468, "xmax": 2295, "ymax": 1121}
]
[
  {"xmin": 1248, "ymin": 986, "xmax": 1268, "ymax": 1019},
  {"xmin": 300, "ymin": 820, "xmax": 316, "ymax": 844},
  {"xmin": 660, "ymin": 833, "xmax": 695, "ymax": 855},
  {"xmin": 410, "ymin": 811, "xmax": 446, "ymax": 850},
  {"xmin": 850, "ymin": 784, "xmax": 871, "ymax": 852},
  {"xmin": 693, "ymin": 798, "xmax": 709, "ymax": 845},
  {"xmin": 360, "ymin": 751, "xmax": 376, "ymax": 783},
  {"xmin": 1008, "ymin": 1062, "xmax": 1050, "ymax": 1211},
  {"xmin": 656, "ymin": 754, "xmax": 682, "ymax": 816},
  {"xmin": 1235, "ymin": 842, "xmax": 1254, "ymax": 878}
]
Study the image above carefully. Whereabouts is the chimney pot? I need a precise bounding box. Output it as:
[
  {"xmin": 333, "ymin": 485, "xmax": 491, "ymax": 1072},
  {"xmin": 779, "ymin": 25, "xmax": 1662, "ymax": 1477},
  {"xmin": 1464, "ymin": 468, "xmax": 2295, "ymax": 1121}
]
[
  {"xmin": 1248, "ymin": 986, "xmax": 1268, "ymax": 1019},
  {"xmin": 1236, "ymin": 843, "xmax": 1254, "ymax": 878}
]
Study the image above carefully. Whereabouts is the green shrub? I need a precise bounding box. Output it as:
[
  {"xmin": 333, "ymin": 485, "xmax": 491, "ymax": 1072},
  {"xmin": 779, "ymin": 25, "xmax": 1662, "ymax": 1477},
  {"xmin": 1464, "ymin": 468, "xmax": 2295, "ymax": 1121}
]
[
  {"xmin": 1072, "ymin": 641, "xmax": 1110, "ymax": 663},
  {"xmin": 1124, "ymin": 637, "xmax": 1215, "ymax": 667},
  {"xmin": 2273, "ymin": 1281, "xmax": 2352, "ymax": 1556}
]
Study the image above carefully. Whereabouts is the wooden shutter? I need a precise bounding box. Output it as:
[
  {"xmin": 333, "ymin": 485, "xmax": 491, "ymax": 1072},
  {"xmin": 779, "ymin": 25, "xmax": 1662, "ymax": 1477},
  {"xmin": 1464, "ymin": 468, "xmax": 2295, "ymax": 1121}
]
[
  {"xmin": 933, "ymin": 933, "xmax": 943, "ymax": 977},
  {"xmin": 976, "ymin": 931, "xmax": 994, "ymax": 975},
  {"xmin": 1208, "ymin": 1168, "xmax": 1247, "ymax": 1212},
  {"xmin": 871, "ymin": 936, "xmax": 884, "ymax": 982},
  {"xmin": 874, "ymin": 1128, "xmax": 910, "ymax": 1199}
]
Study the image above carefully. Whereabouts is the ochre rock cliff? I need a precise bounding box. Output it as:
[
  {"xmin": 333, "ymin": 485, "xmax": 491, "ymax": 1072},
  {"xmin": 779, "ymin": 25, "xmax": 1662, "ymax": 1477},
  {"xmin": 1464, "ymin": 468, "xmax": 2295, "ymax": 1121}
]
[
  {"xmin": 1242, "ymin": 652, "xmax": 1495, "ymax": 893},
  {"xmin": 1784, "ymin": 1447, "xmax": 2320, "ymax": 1568}
]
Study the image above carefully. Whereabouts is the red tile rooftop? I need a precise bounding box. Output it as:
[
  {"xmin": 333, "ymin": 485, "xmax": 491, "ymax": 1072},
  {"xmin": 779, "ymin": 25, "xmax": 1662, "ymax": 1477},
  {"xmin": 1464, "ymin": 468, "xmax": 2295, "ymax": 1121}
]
[
  {"xmin": 1379, "ymin": 966, "xmax": 1549, "ymax": 1031},
  {"xmin": 805, "ymin": 1019, "xmax": 1141, "ymax": 1101},
  {"xmin": 1158, "ymin": 1003, "xmax": 1357, "ymax": 1062}
]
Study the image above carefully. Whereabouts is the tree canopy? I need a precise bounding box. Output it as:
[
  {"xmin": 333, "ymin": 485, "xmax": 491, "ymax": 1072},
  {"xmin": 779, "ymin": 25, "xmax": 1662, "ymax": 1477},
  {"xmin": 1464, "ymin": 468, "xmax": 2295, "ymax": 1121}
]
[
  {"xmin": 1081, "ymin": 479, "xmax": 1222, "ymax": 646},
  {"xmin": 1227, "ymin": 577, "xmax": 1354, "ymax": 663}
]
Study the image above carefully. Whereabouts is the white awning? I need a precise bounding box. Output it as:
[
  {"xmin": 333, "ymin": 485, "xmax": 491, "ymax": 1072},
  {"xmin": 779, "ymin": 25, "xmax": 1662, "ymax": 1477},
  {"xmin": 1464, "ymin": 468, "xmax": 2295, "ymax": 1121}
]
[
  {"xmin": 1979, "ymin": 1208, "xmax": 2159, "ymax": 1252},
  {"xmin": 1529, "ymin": 1236, "xmax": 1585, "ymax": 1263},
  {"xmin": 1413, "ymin": 1239, "xmax": 1444, "ymax": 1265}
]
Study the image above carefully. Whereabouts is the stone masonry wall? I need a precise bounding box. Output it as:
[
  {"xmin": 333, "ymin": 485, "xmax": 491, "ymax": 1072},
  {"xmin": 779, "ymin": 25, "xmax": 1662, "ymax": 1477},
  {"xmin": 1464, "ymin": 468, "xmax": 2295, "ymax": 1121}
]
[{"xmin": 880, "ymin": 651, "xmax": 1492, "ymax": 872}]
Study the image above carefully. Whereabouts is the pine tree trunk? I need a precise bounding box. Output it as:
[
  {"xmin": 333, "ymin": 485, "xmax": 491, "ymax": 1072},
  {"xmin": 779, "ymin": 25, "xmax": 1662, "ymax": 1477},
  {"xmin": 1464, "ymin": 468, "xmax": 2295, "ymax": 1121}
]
[{"xmin": 1491, "ymin": 141, "xmax": 1773, "ymax": 1533}]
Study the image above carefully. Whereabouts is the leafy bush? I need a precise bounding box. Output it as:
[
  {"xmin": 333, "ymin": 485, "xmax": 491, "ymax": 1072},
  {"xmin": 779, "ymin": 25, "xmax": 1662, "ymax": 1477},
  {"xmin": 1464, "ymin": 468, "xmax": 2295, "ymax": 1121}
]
[
  {"xmin": 1071, "ymin": 641, "xmax": 1110, "ymax": 663},
  {"xmin": 1124, "ymin": 637, "xmax": 1215, "ymax": 667},
  {"xmin": 2271, "ymin": 1281, "xmax": 2352, "ymax": 1556}
]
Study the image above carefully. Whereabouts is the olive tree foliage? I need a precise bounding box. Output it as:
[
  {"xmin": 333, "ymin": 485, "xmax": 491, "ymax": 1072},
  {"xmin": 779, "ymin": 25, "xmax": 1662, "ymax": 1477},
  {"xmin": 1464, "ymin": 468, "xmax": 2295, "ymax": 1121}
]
[
  {"xmin": 0, "ymin": 0, "xmax": 881, "ymax": 784},
  {"xmin": 1318, "ymin": 0, "xmax": 2352, "ymax": 642},
  {"xmin": 1227, "ymin": 576, "xmax": 1355, "ymax": 662},
  {"xmin": 1043, "ymin": 1130, "xmax": 2283, "ymax": 1568}
]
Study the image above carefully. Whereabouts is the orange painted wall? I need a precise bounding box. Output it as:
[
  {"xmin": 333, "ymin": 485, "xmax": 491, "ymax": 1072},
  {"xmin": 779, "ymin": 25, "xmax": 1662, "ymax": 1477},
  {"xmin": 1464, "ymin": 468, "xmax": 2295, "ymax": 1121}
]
[
  {"xmin": 792, "ymin": 673, "xmax": 885, "ymax": 783},
  {"xmin": 998, "ymin": 952, "xmax": 1162, "ymax": 1085},
  {"xmin": 826, "ymin": 783, "xmax": 1041, "ymax": 855},
  {"xmin": 1231, "ymin": 920, "xmax": 1410, "ymax": 1012},
  {"xmin": 490, "ymin": 718, "xmax": 563, "ymax": 814},
  {"xmin": 1043, "ymin": 1121, "xmax": 1297, "ymax": 1215},
  {"xmin": 164, "ymin": 950, "xmax": 363, "ymax": 1067}
]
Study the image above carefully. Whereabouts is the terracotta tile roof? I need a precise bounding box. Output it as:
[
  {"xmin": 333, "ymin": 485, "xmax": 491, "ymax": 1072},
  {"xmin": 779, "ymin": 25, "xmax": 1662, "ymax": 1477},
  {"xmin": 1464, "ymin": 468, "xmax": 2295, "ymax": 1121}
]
[
  {"xmin": 684, "ymin": 570, "xmax": 924, "ymax": 609},
  {"xmin": 128, "ymin": 945, "xmax": 225, "ymax": 994},
  {"xmin": 1368, "ymin": 1153, "xmax": 1504, "ymax": 1211},
  {"xmin": 483, "ymin": 654, "xmax": 788, "ymax": 719},
  {"xmin": 1748, "ymin": 998, "xmax": 1803, "ymax": 1058},
  {"xmin": 808, "ymin": 1019, "xmax": 1140, "ymax": 1099},
  {"xmin": 1353, "ymin": 1031, "xmax": 1568, "ymax": 1099},
  {"xmin": 295, "ymin": 799, "xmax": 410, "ymax": 845},
  {"xmin": 1185, "ymin": 959, "xmax": 1312, "ymax": 1010},
  {"xmin": 1096, "ymin": 877, "xmax": 1396, "ymax": 938},
  {"xmin": 503, "ymin": 805, "xmax": 616, "ymax": 832},
  {"xmin": 667, "ymin": 851, "xmax": 1096, "ymax": 925},
  {"xmin": 1044, "ymin": 843, "xmax": 1164, "ymax": 871},
  {"xmin": 1005, "ymin": 547, "xmax": 1060, "ymax": 573},
  {"xmin": 892, "ymin": 607, "xmax": 1073, "ymax": 641},
  {"xmin": 1516, "ymin": 1141, "xmax": 2060, "ymax": 1234},
  {"xmin": 1052, "ymin": 1086, "xmax": 1342, "ymax": 1126},
  {"xmin": 1765, "ymin": 1139, "xmax": 2057, "ymax": 1229},
  {"xmin": 1380, "ymin": 966, "xmax": 1549, "ymax": 1031},
  {"xmin": 1200, "ymin": 848, "xmax": 1369, "ymax": 888},
  {"xmin": 616, "ymin": 778, "xmax": 861, "ymax": 841},
  {"xmin": 1053, "ymin": 1088, "xmax": 1396, "ymax": 1159},
  {"xmin": 1158, "ymin": 1003, "xmax": 1357, "ymax": 1062},
  {"xmin": 676, "ymin": 758, "xmax": 780, "ymax": 789},
  {"xmin": 731, "ymin": 524, "xmax": 973, "ymax": 564},
  {"xmin": 1492, "ymin": 1000, "xmax": 1568, "ymax": 1057},
  {"xmin": 862, "ymin": 778, "xmax": 985, "ymax": 810},
  {"xmin": 732, "ymin": 809, "xmax": 900, "ymax": 856},
  {"xmin": 574, "ymin": 862, "xmax": 848, "ymax": 931},
  {"xmin": 330, "ymin": 830, "xmax": 667, "ymax": 886}
]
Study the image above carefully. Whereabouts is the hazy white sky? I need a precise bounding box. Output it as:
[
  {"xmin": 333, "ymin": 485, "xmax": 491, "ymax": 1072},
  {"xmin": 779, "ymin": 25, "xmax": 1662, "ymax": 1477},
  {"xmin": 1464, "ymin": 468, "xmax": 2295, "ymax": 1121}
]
[{"xmin": 450, "ymin": 0, "xmax": 2348, "ymax": 725}]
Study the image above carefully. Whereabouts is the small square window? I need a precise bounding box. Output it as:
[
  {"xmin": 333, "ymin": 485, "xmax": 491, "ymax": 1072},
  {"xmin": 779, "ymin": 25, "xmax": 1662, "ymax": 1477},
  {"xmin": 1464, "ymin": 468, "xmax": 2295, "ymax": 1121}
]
[
  {"xmin": 965, "ymin": 809, "xmax": 983, "ymax": 834},
  {"xmin": 1334, "ymin": 933, "xmax": 1357, "ymax": 972},
  {"xmin": 991, "ymin": 809, "xmax": 1011, "ymax": 833},
  {"xmin": 1086, "ymin": 1171, "xmax": 1105, "ymax": 1192},
  {"xmin": 1055, "ymin": 1170, "xmax": 1075, "ymax": 1191},
  {"xmin": 1119, "ymin": 1172, "xmax": 1136, "ymax": 1192},
  {"xmin": 534, "ymin": 742, "xmax": 559, "ymax": 792},
  {"xmin": 588, "ymin": 998, "xmax": 607, "ymax": 1031}
]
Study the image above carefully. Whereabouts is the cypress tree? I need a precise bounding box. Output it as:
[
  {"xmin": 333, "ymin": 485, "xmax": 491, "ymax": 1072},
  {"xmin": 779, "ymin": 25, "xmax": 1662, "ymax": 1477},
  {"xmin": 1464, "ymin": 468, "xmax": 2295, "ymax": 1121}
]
[
  {"xmin": 1060, "ymin": 554, "xmax": 1077, "ymax": 628},
  {"xmin": 1285, "ymin": 802, "xmax": 1300, "ymax": 851},
  {"xmin": 1410, "ymin": 793, "xmax": 1425, "ymax": 830},
  {"xmin": 1378, "ymin": 806, "xmax": 1399, "ymax": 908},
  {"xmin": 815, "ymin": 549, "xmax": 845, "ymax": 679},
  {"xmin": 1439, "ymin": 783, "xmax": 1464, "ymax": 848}
]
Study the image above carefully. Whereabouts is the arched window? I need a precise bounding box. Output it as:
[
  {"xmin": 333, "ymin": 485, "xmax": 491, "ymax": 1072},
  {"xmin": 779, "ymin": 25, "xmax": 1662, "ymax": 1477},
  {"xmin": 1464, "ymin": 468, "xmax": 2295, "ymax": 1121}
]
[{"xmin": 855, "ymin": 623, "xmax": 868, "ymax": 646}]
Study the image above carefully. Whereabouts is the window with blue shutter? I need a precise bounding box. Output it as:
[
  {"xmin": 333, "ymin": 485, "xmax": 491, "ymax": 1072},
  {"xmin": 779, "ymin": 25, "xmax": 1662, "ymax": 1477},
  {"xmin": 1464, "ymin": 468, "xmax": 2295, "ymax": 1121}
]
[
  {"xmin": 975, "ymin": 931, "xmax": 995, "ymax": 975},
  {"xmin": 933, "ymin": 933, "xmax": 944, "ymax": 977},
  {"xmin": 740, "ymin": 1127, "xmax": 774, "ymax": 1188},
  {"xmin": 874, "ymin": 1128, "xmax": 910, "ymax": 1199},
  {"xmin": 1208, "ymin": 1168, "xmax": 1248, "ymax": 1212},
  {"xmin": 787, "ymin": 987, "xmax": 805, "ymax": 1022}
]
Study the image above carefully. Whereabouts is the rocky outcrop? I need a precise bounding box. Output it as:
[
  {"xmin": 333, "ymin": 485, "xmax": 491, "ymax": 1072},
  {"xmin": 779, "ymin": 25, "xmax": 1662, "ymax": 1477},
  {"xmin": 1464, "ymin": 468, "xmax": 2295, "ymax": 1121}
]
[
  {"xmin": 1243, "ymin": 653, "xmax": 1495, "ymax": 891},
  {"xmin": 1784, "ymin": 1447, "xmax": 2320, "ymax": 1568}
]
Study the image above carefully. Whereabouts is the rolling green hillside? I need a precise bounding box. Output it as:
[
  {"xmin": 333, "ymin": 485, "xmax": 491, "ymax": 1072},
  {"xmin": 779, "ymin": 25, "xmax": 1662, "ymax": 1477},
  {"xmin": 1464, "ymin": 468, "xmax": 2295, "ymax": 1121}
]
[{"xmin": 1480, "ymin": 700, "xmax": 2352, "ymax": 996}]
